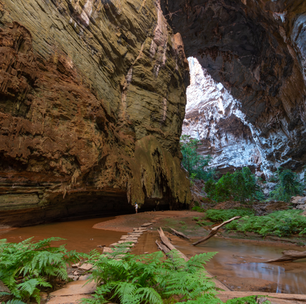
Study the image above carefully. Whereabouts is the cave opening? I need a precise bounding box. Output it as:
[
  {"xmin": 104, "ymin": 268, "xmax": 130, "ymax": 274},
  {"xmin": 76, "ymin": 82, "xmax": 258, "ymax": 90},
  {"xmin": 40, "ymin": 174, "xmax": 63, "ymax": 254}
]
[{"xmin": 169, "ymin": 0, "xmax": 306, "ymax": 176}]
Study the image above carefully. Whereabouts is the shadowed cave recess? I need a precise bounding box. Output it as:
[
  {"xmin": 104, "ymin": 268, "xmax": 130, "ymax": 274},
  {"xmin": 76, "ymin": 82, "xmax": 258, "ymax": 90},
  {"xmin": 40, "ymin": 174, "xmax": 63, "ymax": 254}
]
[
  {"xmin": 163, "ymin": 0, "xmax": 306, "ymax": 177},
  {"xmin": 0, "ymin": 0, "xmax": 306, "ymax": 226}
]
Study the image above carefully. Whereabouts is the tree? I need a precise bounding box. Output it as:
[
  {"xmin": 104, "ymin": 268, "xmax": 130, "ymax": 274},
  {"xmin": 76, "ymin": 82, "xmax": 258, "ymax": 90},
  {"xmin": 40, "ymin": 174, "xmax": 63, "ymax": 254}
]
[
  {"xmin": 270, "ymin": 168, "xmax": 303, "ymax": 202},
  {"xmin": 180, "ymin": 135, "xmax": 214, "ymax": 181},
  {"xmin": 205, "ymin": 167, "xmax": 263, "ymax": 203}
]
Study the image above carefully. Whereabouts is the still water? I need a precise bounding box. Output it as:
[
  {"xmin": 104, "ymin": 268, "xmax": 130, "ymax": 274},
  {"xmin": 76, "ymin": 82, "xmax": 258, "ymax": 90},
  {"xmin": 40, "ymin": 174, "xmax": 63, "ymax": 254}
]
[
  {"xmin": 0, "ymin": 217, "xmax": 122, "ymax": 252},
  {"xmin": 175, "ymin": 238, "xmax": 306, "ymax": 294}
]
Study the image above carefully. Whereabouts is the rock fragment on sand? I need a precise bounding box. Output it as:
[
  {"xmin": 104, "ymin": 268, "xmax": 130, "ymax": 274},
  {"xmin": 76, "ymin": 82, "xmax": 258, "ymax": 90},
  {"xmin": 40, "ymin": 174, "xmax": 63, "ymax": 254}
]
[
  {"xmin": 141, "ymin": 223, "xmax": 153, "ymax": 227},
  {"xmin": 71, "ymin": 263, "xmax": 80, "ymax": 268},
  {"xmin": 78, "ymin": 263, "xmax": 93, "ymax": 271},
  {"xmin": 68, "ymin": 275, "xmax": 79, "ymax": 281},
  {"xmin": 47, "ymin": 295, "xmax": 92, "ymax": 304},
  {"xmin": 103, "ymin": 247, "xmax": 113, "ymax": 253},
  {"xmin": 50, "ymin": 280, "xmax": 96, "ymax": 296}
]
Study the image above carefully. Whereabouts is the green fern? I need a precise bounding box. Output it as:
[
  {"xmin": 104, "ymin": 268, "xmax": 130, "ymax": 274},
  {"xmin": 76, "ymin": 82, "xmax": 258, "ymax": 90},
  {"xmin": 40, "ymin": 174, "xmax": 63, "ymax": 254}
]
[
  {"xmin": 0, "ymin": 237, "xmax": 85, "ymax": 303},
  {"xmin": 82, "ymin": 246, "xmax": 218, "ymax": 304},
  {"xmin": 5, "ymin": 299, "xmax": 27, "ymax": 304}
]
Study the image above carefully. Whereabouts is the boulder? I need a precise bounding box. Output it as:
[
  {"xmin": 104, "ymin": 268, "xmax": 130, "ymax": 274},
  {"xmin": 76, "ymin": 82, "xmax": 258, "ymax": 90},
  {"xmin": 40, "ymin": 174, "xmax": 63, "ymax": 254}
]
[{"xmin": 291, "ymin": 196, "xmax": 306, "ymax": 211}]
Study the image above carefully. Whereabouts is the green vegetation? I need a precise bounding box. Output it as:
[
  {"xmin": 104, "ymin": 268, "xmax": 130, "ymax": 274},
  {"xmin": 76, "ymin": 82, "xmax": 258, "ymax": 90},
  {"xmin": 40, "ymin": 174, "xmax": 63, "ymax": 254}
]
[
  {"xmin": 193, "ymin": 217, "xmax": 213, "ymax": 227},
  {"xmin": 205, "ymin": 167, "xmax": 264, "ymax": 203},
  {"xmin": 0, "ymin": 238, "xmax": 272, "ymax": 304},
  {"xmin": 226, "ymin": 209, "xmax": 306, "ymax": 237},
  {"xmin": 181, "ymin": 135, "xmax": 304, "ymax": 205},
  {"xmin": 205, "ymin": 209, "xmax": 306, "ymax": 237},
  {"xmin": 0, "ymin": 237, "xmax": 82, "ymax": 304},
  {"xmin": 180, "ymin": 135, "xmax": 214, "ymax": 181},
  {"xmin": 205, "ymin": 209, "xmax": 255, "ymax": 222},
  {"xmin": 191, "ymin": 206, "xmax": 205, "ymax": 212},
  {"xmin": 226, "ymin": 296, "xmax": 270, "ymax": 304},
  {"xmin": 270, "ymin": 168, "xmax": 304, "ymax": 202},
  {"xmin": 83, "ymin": 245, "xmax": 219, "ymax": 304}
]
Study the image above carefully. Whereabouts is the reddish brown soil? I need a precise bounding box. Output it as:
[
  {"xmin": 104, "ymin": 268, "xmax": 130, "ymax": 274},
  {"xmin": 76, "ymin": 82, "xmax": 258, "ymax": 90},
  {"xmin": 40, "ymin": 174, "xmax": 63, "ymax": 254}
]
[{"xmin": 93, "ymin": 210, "xmax": 202, "ymax": 232}]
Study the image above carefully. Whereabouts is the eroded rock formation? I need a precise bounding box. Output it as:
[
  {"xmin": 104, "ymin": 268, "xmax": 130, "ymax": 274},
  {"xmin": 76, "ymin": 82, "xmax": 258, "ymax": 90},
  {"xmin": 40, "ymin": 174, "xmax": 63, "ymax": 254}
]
[
  {"xmin": 2, "ymin": 0, "xmax": 306, "ymax": 225},
  {"xmin": 0, "ymin": 0, "xmax": 191, "ymax": 226},
  {"xmin": 183, "ymin": 57, "xmax": 261, "ymax": 175},
  {"xmin": 162, "ymin": 0, "xmax": 306, "ymax": 176}
]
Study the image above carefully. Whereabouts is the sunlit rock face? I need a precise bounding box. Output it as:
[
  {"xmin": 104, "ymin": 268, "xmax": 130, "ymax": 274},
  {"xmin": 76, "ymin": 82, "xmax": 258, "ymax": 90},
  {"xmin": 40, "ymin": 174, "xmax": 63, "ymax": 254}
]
[
  {"xmin": 162, "ymin": 0, "xmax": 306, "ymax": 175},
  {"xmin": 0, "ymin": 0, "xmax": 191, "ymax": 226},
  {"xmin": 183, "ymin": 57, "xmax": 263, "ymax": 175}
]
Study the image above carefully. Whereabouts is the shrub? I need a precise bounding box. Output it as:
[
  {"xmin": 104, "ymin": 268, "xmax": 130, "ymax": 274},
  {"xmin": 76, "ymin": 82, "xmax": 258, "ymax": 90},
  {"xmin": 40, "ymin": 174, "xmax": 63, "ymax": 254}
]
[
  {"xmin": 205, "ymin": 209, "xmax": 254, "ymax": 222},
  {"xmin": 270, "ymin": 168, "xmax": 303, "ymax": 202},
  {"xmin": 225, "ymin": 209, "xmax": 306, "ymax": 237},
  {"xmin": 0, "ymin": 237, "xmax": 83, "ymax": 303}
]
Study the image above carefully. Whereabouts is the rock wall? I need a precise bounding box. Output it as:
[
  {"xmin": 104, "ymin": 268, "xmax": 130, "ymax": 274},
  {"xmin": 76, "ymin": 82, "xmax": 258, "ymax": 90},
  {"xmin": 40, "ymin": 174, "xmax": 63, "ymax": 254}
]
[
  {"xmin": 162, "ymin": 0, "xmax": 306, "ymax": 176},
  {"xmin": 0, "ymin": 0, "xmax": 191, "ymax": 226},
  {"xmin": 183, "ymin": 57, "xmax": 262, "ymax": 175}
]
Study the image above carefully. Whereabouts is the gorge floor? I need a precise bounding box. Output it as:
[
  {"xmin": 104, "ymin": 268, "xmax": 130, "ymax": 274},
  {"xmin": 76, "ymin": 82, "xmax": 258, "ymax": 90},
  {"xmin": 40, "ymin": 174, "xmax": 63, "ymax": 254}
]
[{"xmin": 1, "ymin": 211, "xmax": 306, "ymax": 296}]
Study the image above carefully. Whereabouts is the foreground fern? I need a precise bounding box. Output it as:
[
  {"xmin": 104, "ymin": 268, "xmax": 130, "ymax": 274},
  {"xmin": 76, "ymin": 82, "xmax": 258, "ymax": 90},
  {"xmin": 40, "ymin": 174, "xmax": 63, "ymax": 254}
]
[
  {"xmin": 82, "ymin": 244, "xmax": 219, "ymax": 304},
  {"xmin": 0, "ymin": 237, "xmax": 83, "ymax": 303}
]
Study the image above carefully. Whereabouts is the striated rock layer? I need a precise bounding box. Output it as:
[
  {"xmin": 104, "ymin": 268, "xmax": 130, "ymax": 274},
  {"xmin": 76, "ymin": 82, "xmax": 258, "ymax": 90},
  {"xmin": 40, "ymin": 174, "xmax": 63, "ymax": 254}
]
[
  {"xmin": 162, "ymin": 0, "xmax": 306, "ymax": 176},
  {"xmin": 0, "ymin": 0, "xmax": 191, "ymax": 226}
]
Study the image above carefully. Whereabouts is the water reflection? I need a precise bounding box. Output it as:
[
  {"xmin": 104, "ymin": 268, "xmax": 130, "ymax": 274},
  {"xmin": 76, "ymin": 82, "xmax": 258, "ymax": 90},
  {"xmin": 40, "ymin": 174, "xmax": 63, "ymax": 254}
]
[
  {"xmin": 231, "ymin": 262, "xmax": 305, "ymax": 294},
  {"xmin": 0, "ymin": 217, "xmax": 123, "ymax": 252},
  {"xmin": 176, "ymin": 238, "xmax": 306, "ymax": 294}
]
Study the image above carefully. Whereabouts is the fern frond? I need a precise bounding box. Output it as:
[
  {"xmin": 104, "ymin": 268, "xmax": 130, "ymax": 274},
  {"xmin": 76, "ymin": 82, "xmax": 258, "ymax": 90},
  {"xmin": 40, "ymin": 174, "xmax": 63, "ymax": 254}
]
[
  {"xmin": 187, "ymin": 252, "xmax": 217, "ymax": 270},
  {"xmin": 135, "ymin": 287, "xmax": 163, "ymax": 304},
  {"xmin": 5, "ymin": 299, "xmax": 27, "ymax": 304},
  {"xmin": 18, "ymin": 278, "xmax": 51, "ymax": 295},
  {"xmin": 31, "ymin": 237, "xmax": 65, "ymax": 251},
  {"xmin": 113, "ymin": 281, "xmax": 138, "ymax": 304},
  {"xmin": 0, "ymin": 291, "xmax": 11, "ymax": 296}
]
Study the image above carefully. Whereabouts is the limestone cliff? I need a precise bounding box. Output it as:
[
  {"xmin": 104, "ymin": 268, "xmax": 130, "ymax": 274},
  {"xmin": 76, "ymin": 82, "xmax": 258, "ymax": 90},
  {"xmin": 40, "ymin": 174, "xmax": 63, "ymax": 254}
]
[
  {"xmin": 162, "ymin": 0, "xmax": 306, "ymax": 177},
  {"xmin": 183, "ymin": 57, "xmax": 261, "ymax": 175},
  {"xmin": 0, "ymin": 0, "xmax": 191, "ymax": 226}
]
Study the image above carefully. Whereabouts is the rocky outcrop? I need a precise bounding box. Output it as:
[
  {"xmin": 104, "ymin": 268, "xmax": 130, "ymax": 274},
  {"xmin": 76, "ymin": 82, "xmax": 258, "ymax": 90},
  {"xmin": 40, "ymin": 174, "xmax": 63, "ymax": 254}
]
[
  {"xmin": 0, "ymin": 0, "xmax": 191, "ymax": 226},
  {"xmin": 291, "ymin": 196, "xmax": 306, "ymax": 211},
  {"xmin": 183, "ymin": 57, "xmax": 262, "ymax": 175},
  {"xmin": 162, "ymin": 0, "xmax": 306, "ymax": 176}
]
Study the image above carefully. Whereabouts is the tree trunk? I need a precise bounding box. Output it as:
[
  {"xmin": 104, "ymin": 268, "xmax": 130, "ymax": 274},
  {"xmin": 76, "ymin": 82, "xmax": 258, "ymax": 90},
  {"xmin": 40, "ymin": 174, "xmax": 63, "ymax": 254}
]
[
  {"xmin": 266, "ymin": 250, "xmax": 306, "ymax": 263},
  {"xmin": 157, "ymin": 228, "xmax": 189, "ymax": 261},
  {"xmin": 170, "ymin": 228, "xmax": 190, "ymax": 240},
  {"xmin": 193, "ymin": 216, "xmax": 241, "ymax": 246}
]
